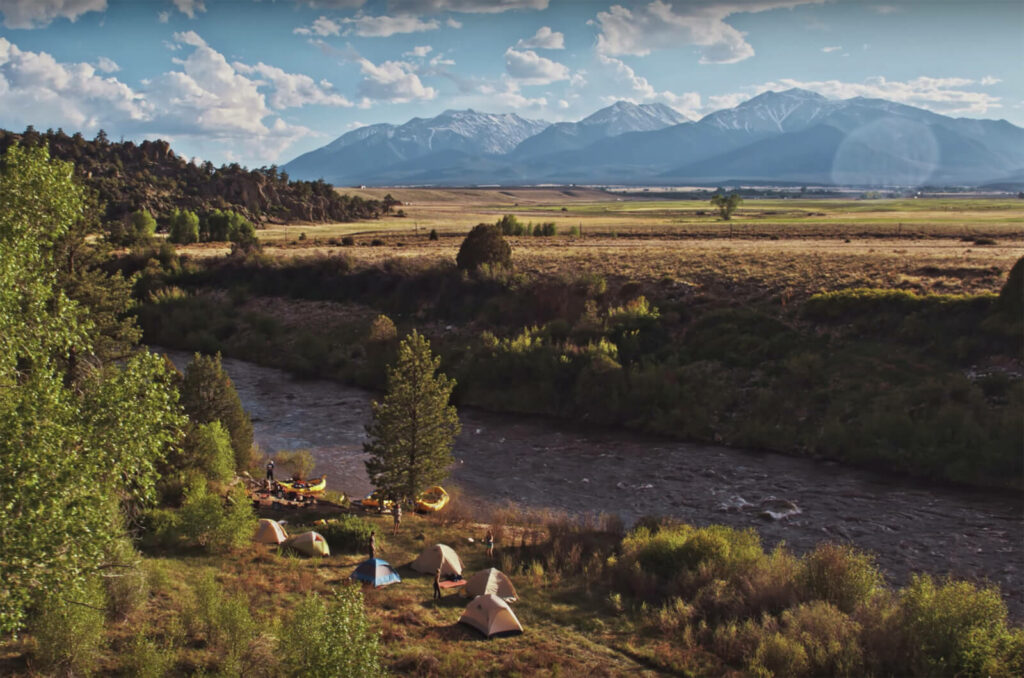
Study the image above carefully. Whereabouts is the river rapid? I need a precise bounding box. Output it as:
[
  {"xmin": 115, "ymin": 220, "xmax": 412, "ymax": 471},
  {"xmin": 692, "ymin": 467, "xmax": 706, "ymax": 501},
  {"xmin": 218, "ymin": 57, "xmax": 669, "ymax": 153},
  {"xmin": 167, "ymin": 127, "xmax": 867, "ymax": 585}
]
[{"xmin": 160, "ymin": 349, "xmax": 1023, "ymax": 617}]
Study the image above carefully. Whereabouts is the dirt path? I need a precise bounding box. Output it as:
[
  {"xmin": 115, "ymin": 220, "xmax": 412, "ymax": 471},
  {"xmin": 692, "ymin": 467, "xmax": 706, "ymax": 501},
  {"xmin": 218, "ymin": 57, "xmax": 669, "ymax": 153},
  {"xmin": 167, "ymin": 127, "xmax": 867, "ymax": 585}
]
[{"xmin": 162, "ymin": 349, "xmax": 1024, "ymax": 618}]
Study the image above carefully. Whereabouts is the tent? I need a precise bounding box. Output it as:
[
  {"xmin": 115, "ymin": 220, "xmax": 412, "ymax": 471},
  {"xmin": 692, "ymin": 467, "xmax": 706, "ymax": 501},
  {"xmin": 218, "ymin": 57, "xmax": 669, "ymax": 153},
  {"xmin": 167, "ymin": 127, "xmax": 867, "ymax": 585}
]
[
  {"xmin": 464, "ymin": 568, "xmax": 518, "ymax": 602},
  {"xmin": 459, "ymin": 594, "xmax": 524, "ymax": 638},
  {"xmin": 411, "ymin": 543, "xmax": 463, "ymax": 577},
  {"xmin": 253, "ymin": 518, "xmax": 288, "ymax": 545},
  {"xmin": 351, "ymin": 558, "xmax": 402, "ymax": 588},
  {"xmin": 285, "ymin": 531, "xmax": 330, "ymax": 557}
]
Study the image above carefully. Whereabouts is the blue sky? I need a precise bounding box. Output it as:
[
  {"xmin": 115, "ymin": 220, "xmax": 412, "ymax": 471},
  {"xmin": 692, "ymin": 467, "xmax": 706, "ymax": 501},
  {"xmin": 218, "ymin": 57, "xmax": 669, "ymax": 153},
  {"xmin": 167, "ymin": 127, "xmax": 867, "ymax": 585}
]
[{"xmin": 0, "ymin": 0, "xmax": 1020, "ymax": 167}]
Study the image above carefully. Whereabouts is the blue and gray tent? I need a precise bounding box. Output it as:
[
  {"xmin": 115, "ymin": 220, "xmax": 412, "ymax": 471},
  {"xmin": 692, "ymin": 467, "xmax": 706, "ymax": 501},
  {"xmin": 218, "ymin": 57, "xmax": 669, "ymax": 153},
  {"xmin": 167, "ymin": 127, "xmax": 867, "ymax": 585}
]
[{"xmin": 350, "ymin": 558, "xmax": 402, "ymax": 587}]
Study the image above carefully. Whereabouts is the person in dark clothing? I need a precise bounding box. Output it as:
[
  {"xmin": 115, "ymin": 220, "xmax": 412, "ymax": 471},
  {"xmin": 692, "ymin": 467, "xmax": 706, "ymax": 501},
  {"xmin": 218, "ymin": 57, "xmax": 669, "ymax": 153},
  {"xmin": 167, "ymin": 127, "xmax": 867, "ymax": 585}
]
[
  {"xmin": 392, "ymin": 500, "xmax": 402, "ymax": 535},
  {"xmin": 433, "ymin": 567, "xmax": 442, "ymax": 601},
  {"xmin": 368, "ymin": 531, "xmax": 376, "ymax": 560},
  {"xmin": 266, "ymin": 459, "xmax": 275, "ymax": 483},
  {"xmin": 484, "ymin": 529, "xmax": 495, "ymax": 560}
]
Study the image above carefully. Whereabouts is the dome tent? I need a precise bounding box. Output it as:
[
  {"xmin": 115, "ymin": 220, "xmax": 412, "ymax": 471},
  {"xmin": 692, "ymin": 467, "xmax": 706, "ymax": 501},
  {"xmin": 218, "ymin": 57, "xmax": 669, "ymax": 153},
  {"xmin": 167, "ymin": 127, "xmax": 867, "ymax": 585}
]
[
  {"xmin": 253, "ymin": 518, "xmax": 288, "ymax": 544},
  {"xmin": 350, "ymin": 558, "xmax": 402, "ymax": 588},
  {"xmin": 459, "ymin": 594, "xmax": 523, "ymax": 638},
  {"xmin": 285, "ymin": 531, "xmax": 330, "ymax": 557},
  {"xmin": 411, "ymin": 543, "xmax": 463, "ymax": 577},
  {"xmin": 464, "ymin": 568, "xmax": 518, "ymax": 602}
]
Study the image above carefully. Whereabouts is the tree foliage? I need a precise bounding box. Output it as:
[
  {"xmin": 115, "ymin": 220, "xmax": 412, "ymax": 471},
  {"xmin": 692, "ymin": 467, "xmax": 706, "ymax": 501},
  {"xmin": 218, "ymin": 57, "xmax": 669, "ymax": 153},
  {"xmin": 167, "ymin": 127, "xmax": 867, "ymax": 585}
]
[
  {"xmin": 168, "ymin": 208, "xmax": 200, "ymax": 244},
  {"xmin": 711, "ymin": 193, "xmax": 743, "ymax": 220},
  {"xmin": 456, "ymin": 222, "xmax": 512, "ymax": 271},
  {"xmin": 0, "ymin": 144, "xmax": 184, "ymax": 634},
  {"xmin": 179, "ymin": 352, "xmax": 254, "ymax": 471},
  {"xmin": 364, "ymin": 332, "xmax": 461, "ymax": 501},
  {"xmin": 279, "ymin": 586, "xmax": 383, "ymax": 678}
]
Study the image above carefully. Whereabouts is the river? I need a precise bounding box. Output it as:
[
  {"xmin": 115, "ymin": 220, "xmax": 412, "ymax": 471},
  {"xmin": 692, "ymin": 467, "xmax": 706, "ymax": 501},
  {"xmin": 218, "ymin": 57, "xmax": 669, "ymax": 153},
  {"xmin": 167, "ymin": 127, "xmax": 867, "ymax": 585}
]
[{"xmin": 160, "ymin": 349, "xmax": 1023, "ymax": 617}]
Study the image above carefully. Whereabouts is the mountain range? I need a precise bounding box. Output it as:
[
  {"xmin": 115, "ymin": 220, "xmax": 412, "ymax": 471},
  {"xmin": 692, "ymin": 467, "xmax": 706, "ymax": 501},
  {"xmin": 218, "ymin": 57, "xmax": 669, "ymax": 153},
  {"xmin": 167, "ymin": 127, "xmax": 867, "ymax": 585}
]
[{"xmin": 283, "ymin": 89, "xmax": 1024, "ymax": 188}]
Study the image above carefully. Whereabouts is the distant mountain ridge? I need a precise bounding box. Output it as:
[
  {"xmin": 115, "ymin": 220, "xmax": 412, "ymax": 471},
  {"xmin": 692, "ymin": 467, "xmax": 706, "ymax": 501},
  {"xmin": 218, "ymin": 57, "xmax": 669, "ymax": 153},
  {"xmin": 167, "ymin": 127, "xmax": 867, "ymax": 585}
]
[{"xmin": 283, "ymin": 90, "xmax": 1024, "ymax": 187}]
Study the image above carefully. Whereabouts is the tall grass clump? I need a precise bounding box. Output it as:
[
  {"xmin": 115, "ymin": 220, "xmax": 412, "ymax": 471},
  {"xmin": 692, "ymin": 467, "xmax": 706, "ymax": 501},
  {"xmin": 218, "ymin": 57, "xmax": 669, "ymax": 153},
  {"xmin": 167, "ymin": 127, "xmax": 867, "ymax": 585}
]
[
  {"xmin": 278, "ymin": 586, "xmax": 383, "ymax": 678},
  {"xmin": 188, "ymin": 572, "xmax": 261, "ymax": 676}
]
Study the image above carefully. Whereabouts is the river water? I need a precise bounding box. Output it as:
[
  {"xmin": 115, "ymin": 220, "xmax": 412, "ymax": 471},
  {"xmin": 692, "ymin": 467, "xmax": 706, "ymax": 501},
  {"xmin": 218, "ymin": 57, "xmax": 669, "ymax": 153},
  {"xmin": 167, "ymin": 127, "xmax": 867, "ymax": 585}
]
[{"xmin": 160, "ymin": 349, "xmax": 1023, "ymax": 617}]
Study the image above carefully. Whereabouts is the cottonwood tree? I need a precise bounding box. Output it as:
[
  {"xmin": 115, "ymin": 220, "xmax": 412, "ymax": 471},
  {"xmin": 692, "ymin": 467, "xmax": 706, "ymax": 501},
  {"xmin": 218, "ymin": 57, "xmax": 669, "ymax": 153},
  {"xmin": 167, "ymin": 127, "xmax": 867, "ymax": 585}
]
[
  {"xmin": 179, "ymin": 352, "xmax": 254, "ymax": 471},
  {"xmin": 710, "ymin": 193, "xmax": 743, "ymax": 220},
  {"xmin": 364, "ymin": 332, "xmax": 461, "ymax": 502},
  {"xmin": 0, "ymin": 144, "xmax": 183, "ymax": 634}
]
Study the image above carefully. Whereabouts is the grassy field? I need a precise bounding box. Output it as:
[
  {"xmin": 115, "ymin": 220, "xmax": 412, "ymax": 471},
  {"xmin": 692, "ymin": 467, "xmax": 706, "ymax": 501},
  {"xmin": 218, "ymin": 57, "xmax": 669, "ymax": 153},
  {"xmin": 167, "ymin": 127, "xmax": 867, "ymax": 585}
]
[{"xmin": 250, "ymin": 189, "xmax": 1024, "ymax": 242}]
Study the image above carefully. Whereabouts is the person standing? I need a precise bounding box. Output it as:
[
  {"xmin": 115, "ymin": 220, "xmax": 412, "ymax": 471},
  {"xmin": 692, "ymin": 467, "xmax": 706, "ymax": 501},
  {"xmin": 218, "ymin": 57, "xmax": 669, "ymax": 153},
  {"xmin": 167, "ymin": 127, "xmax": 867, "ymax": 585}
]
[
  {"xmin": 368, "ymin": 530, "xmax": 376, "ymax": 561},
  {"xmin": 484, "ymin": 529, "xmax": 495, "ymax": 560},
  {"xmin": 433, "ymin": 567, "xmax": 442, "ymax": 601},
  {"xmin": 392, "ymin": 500, "xmax": 402, "ymax": 535},
  {"xmin": 266, "ymin": 458, "xmax": 275, "ymax": 484}
]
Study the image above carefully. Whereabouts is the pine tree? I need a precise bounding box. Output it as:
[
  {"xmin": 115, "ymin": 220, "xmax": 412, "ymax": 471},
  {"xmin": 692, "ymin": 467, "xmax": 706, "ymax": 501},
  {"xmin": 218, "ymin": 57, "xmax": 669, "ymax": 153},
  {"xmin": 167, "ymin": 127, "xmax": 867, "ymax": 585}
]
[{"xmin": 364, "ymin": 332, "xmax": 461, "ymax": 502}]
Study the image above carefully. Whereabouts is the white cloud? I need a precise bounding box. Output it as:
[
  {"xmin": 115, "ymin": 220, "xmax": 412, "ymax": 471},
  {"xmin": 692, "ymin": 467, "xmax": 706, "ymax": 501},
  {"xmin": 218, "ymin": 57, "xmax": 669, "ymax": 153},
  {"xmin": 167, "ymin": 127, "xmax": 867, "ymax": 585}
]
[
  {"xmin": 298, "ymin": 0, "xmax": 366, "ymax": 7},
  {"xmin": 557, "ymin": 99, "xmax": 569, "ymax": 109},
  {"xmin": 446, "ymin": 17, "xmax": 462, "ymax": 28},
  {"xmin": 737, "ymin": 76, "xmax": 1002, "ymax": 116},
  {"xmin": 158, "ymin": 10, "xmax": 170, "ymax": 23},
  {"xmin": 594, "ymin": 0, "xmax": 824, "ymax": 64},
  {"xmin": 173, "ymin": 30, "xmax": 207, "ymax": 48},
  {"xmin": 429, "ymin": 53, "xmax": 454, "ymax": 66},
  {"xmin": 516, "ymin": 26, "xmax": 564, "ymax": 50},
  {"xmin": 293, "ymin": 16, "xmax": 342, "ymax": 36},
  {"xmin": 95, "ymin": 56, "xmax": 119, "ymax": 73},
  {"xmin": 172, "ymin": 0, "xmax": 205, "ymax": 19},
  {"xmin": 388, "ymin": 0, "xmax": 548, "ymax": 14},
  {"xmin": 356, "ymin": 56, "xmax": 436, "ymax": 102},
  {"xmin": 597, "ymin": 53, "xmax": 700, "ymax": 117},
  {"xmin": 233, "ymin": 61, "xmax": 353, "ymax": 109},
  {"xmin": 0, "ymin": 36, "xmax": 149, "ymax": 130},
  {"xmin": 481, "ymin": 79, "xmax": 547, "ymax": 108},
  {"xmin": 980, "ymin": 76, "xmax": 1001, "ymax": 86},
  {"xmin": 404, "ymin": 45, "xmax": 433, "ymax": 58},
  {"xmin": 821, "ymin": 45, "xmax": 841, "ymax": 53},
  {"xmin": 342, "ymin": 14, "xmax": 439, "ymax": 37},
  {"xmin": 504, "ymin": 47, "xmax": 569, "ymax": 85},
  {"xmin": 0, "ymin": 0, "xmax": 106, "ymax": 29}
]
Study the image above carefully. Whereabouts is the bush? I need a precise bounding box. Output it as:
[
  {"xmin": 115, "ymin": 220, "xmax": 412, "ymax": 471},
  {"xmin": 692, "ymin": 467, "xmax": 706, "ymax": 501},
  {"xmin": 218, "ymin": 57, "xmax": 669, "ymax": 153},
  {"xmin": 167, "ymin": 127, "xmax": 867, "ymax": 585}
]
[
  {"xmin": 456, "ymin": 223, "xmax": 512, "ymax": 271},
  {"xmin": 278, "ymin": 586, "xmax": 383, "ymax": 678},
  {"xmin": 798, "ymin": 543, "xmax": 881, "ymax": 613},
  {"xmin": 188, "ymin": 421, "xmax": 236, "ymax": 484},
  {"xmin": 779, "ymin": 601, "xmax": 865, "ymax": 676},
  {"xmin": 628, "ymin": 524, "xmax": 763, "ymax": 582},
  {"xmin": 896, "ymin": 574, "xmax": 1024, "ymax": 677},
  {"xmin": 31, "ymin": 578, "xmax": 107, "ymax": 677},
  {"xmin": 318, "ymin": 515, "xmax": 375, "ymax": 554},
  {"xmin": 189, "ymin": 572, "xmax": 257, "ymax": 672},
  {"xmin": 168, "ymin": 209, "xmax": 200, "ymax": 244},
  {"xmin": 138, "ymin": 507, "xmax": 182, "ymax": 549},
  {"xmin": 366, "ymin": 314, "xmax": 398, "ymax": 343},
  {"xmin": 428, "ymin": 229, "xmax": 439, "ymax": 241},
  {"xmin": 341, "ymin": 236, "xmax": 355, "ymax": 246},
  {"xmin": 179, "ymin": 481, "xmax": 255, "ymax": 553},
  {"xmin": 748, "ymin": 632, "xmax": 809, "ymax": 678},
  {"xmin": 123, "ymin": 631, "xmax": 177, "ymax": 678},
  {"xmin": 273, "ymin": 449, "xmax": 315, "ymax": 480},
  {"xmin": 995, "ymin": 256, "xmax": 1023, "ymax": 317}
]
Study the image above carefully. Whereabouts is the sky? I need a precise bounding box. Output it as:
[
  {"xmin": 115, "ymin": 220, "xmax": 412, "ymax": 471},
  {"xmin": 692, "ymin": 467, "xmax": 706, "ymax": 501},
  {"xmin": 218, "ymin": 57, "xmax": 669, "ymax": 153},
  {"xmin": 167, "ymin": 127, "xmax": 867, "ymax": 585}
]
[{"xmin": 0, "ymin": 0, "xmax": 1020, "ymax": 167}]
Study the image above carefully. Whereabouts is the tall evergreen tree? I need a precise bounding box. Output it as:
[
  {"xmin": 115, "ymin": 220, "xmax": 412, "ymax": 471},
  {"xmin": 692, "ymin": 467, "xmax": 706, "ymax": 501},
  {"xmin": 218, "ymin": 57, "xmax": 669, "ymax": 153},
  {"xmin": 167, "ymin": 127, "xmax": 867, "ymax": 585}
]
[{"xmin": 364, "ymin": 332, "xmax": 461, "ymax": 502}]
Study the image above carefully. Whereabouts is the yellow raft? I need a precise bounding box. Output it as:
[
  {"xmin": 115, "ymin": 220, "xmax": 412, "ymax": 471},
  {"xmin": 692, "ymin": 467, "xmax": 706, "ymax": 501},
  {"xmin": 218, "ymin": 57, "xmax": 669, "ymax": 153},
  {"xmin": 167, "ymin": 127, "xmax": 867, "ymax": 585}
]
[
  {"xmin": 277, "ymin": 475, "xmax": 326, "ymax": 496},
  {"xmin": 416, "ymin": 486, "xmax": 449, "ymax": 513}
]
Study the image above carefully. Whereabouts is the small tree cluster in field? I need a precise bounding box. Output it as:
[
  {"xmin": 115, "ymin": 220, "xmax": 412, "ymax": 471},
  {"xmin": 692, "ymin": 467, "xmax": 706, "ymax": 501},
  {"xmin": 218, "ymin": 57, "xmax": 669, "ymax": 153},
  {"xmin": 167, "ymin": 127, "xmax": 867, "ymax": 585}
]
[
  {"xmin": 179, "ymin": 352, "xmax": 255, "ymax": 472},
  {"xmin": 495, "ymin": 213, "xmax": 559, "ymax": 237},
  {"xmin": 108, "ymin": 208, "xmax": 158, "ymax": 246},
  {"xmin": 710, "ymin": 193, "xmax": 743, "ymax": 220},
  {"xmin": 317, "ymin": 515, "xmax": 376, "ymax": 554}
]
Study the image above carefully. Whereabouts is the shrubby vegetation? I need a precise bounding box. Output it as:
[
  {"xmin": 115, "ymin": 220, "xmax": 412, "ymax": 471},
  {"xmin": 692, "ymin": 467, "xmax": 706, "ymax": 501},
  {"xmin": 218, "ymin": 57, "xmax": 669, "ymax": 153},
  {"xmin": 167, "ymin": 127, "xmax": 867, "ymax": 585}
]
[
  {"xmin": 279, "ymin": 587, "xmax": 383, "ymax": 678},
  {"xmin": 457, "ymin": 222, "xmax": 512, "ymax": 271}
]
